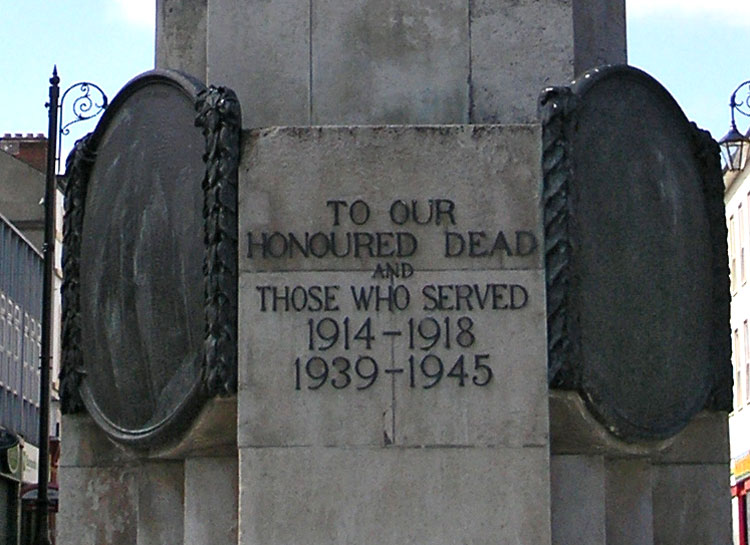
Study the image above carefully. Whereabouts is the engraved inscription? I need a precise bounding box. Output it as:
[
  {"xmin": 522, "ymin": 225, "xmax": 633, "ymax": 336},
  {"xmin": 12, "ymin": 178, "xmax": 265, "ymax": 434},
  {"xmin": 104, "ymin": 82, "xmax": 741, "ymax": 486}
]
[{"xmin": 245, "ymin": 198, "xmax": 536, "ymax": 395}]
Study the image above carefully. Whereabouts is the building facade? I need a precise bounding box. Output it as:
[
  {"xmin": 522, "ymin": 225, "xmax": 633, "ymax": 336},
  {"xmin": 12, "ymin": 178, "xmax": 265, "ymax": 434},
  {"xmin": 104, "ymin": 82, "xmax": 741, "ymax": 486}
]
[
  {"xmin": 726, "ymin": 157, "xmax": 750, "ymax": 545},
  {"xmin": 0, "ymin": 135, "xmax": 60, "ymax": 545}
]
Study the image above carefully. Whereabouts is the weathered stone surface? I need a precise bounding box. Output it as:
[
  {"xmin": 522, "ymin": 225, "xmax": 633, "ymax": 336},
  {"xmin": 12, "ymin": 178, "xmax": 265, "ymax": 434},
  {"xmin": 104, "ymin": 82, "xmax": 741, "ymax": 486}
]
[
  {"xmin": 550, "ymin": 455, "xmax": 606, "ymax": 545},
  {"xmin": 604, "ymin": 460, "xmax": 653, "ymax": 545},
  {"xmin": 240, "ymin": 125, "xmax": 542, "ymax": 273},
  {"xmin": 469, "ymin": 0, "xmax": 574, "ymax": 124},
  {"xmin": 194, "ymin": 0, "xmax": 626, "ymax": 126},
  {"xmin": 156, "ymin": 0, "xmax": 207, "ymax": 79},
  {"xmin": 184, "ymin": 457, "xmax": 239, "ymax": 545},
  {"xmin": 207, "ymin": 0, "xmax": 310, "ymax": 126},
  {"xmin": 572, "ymin": 0, "xmax": 627, "ymax": 75},
  {"xmin": 237, "ymin": 124, "xmax": 549, "ymax": 544},
  {"xmin": 59, "ymin": 414, "xmax": 138, "ymax": 468},
  {"xmin": 549, "ymin": 391, "xmax": 730, "ymax": 463},
  {"xmin": 239, "ymin": 446, "xmax": 550, "ymax": 545},
  {"xmin": 239, "ymin": 126, "xmax": 545, "ymax": 448},
  {"xmin": 58, "ymin": 466, "xmax": 138, "ymax": 545},
  {"xmin": 311, "ymin": 0, "xmax": 469, "ymax": 124},
  {"xmin": 137, "ymin": 462, "xmax": 184, "ymax": 545},
  {"xmin": 652, "ymin": 464, "xmax": 732, "ymax": 545},
  {"xmin": 393, "ymin": 270, "xmax": 547, "ymax": 447},
  {"xmin": 239, "ymin": 269, "xmax": 547, "ymax": 448}
]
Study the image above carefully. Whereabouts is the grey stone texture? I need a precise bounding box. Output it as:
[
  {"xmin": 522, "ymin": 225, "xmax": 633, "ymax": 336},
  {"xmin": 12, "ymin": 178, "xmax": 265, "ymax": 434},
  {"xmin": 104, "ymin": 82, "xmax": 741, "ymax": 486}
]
[
  {"xmin": 310, "ymin": 0, "xmax": 470, "ymax": 124},
  {"xmin": 58, "ymin": 412, "xmax": 239, "ymax": 545},
  {"xmin": 237, "ymin": 125, "xmax": 549, "ymax": 545},
  {"xmin": 652, "ymin": 464, "xmax": 732, "ymax": 545},
  {"xmin": 158, "ymin": 0, "xmax": 626, "ymax": 126},
  {"xmin": 572, "ymin": 0, "xmax": 627, "ymax": 75},
  {"xmin": 185, "ymin": 457, "xmax": 239, "ymax": 545},
  {"xmin": 156, "ymin": 0, "xmax": 207, "ymax": 80},
  {"xmin": 58, "ymin": 465, "xmax": 138, "ymax": 545},
  {"xmin": 469, "ymin": 0, "xmax": 574, "ymax": 124},
  {"xmin": 549, "ymin": 392, "xmax": 732, "ymax": 545},
  {"xmin": 239, "ymin": 446, "xmax": 550, "ymax": 545},
  {"xmin": 137, "ymin": 462, "xmax": 185, "ymax": 545},
  {"xmin": 240, "ymin": 125, "xmax": 543, "ymax": 272},
  {"xmin": 550, "ymin": 455, "xmax": 606, "ymax": 545},
  {"xmin": 206, "ymin": 0, "xmax": 310, "ymax": 127}
]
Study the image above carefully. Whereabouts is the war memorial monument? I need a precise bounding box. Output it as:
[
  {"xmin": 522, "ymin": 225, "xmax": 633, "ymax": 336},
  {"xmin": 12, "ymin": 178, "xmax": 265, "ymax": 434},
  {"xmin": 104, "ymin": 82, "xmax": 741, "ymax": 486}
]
[{"xmin": 56, "ymin": 0, "xmax": 732, "ymax": 544}]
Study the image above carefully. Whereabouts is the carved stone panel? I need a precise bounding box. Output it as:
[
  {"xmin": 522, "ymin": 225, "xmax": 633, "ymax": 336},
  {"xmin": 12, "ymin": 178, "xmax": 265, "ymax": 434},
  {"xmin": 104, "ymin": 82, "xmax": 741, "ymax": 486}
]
[
  {"xmin": 540, "ymin": 65, "xmax": 731, "ymax": 441},
  {"xmin": 60, "ymin": 70, "xmax": 240, "ymax": 447}
]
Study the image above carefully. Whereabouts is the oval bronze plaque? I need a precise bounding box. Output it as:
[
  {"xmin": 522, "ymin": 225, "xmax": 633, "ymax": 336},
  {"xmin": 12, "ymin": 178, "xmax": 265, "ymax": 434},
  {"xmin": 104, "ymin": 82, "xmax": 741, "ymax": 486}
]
[
  {"xmin": 541, "ymin": 65, "xmax": 730, "ymax": 440},
  {"xmin": 76, "ymin": 71, "xmax": 208, "ymax": 445}
]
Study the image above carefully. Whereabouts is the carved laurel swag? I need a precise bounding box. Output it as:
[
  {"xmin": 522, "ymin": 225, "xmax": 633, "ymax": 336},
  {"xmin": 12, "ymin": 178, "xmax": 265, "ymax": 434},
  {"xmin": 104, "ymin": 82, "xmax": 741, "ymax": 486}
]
[
  {"xmin": 539, "ymin": 86, "xmax": 577, "ymax": 389},
  {"xmin": 691, "ymin": 124, "xmax": 733, "ymax": 411},
  {"xmin": 195, "ymin": 86, "xmax": 241, "ymax": 397},
  {"xmin": 60, "ymin": 135, "xmax": 95, "ymax": 414}
]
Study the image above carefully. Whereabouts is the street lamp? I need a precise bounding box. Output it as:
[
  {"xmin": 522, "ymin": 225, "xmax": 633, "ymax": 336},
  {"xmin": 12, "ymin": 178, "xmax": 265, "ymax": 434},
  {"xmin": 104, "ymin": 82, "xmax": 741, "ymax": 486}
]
[
  {"xmin": 38, "ymin": 67, "xmax": 107, "ymax": 545},
  {"xmin": 720, "ymin": 80, "xmax": 750, "ymax": 171}
]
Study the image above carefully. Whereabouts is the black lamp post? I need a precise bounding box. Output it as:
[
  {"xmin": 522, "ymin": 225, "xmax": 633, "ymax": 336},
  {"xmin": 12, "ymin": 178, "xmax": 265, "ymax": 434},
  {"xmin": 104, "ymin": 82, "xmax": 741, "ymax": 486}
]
[
  {"xmin": 720, "ymin": 80, "xmax": 750, "ymax": 171},
  {"xmin": 39, "ymin": 67, "xmax": 106, "ymax": 545}
]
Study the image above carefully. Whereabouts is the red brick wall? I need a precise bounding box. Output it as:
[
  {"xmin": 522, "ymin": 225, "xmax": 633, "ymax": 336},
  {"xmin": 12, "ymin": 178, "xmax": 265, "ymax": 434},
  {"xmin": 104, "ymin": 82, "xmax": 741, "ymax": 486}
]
[{"xmin": 0, "ymin": 133, "xmax": 47, "ymax": 172}]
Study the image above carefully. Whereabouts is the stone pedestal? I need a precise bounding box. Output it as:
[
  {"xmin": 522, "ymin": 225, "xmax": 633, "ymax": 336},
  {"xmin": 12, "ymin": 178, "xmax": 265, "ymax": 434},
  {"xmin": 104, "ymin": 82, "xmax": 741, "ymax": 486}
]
[
  {"xmin": 238, "ymin": 125, "xmax": 550, "ymax": 544},
  {"xmin": 58, "ymin": 399, "xmax": 238, "ymax": 545},
  {"xmin": 549, "ymin": 391, "xmax": 732, "ymax": 545}
]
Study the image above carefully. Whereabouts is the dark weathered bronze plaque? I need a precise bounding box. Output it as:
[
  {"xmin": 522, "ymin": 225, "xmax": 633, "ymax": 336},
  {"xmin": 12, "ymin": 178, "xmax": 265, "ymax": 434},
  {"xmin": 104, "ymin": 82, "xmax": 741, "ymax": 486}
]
[
  {"xmin": 60, "ymin": 70, "xmax": 241, "ymax": 446},
  {"xmin": 540, "ymin": 65, "xmax": 731, "ymax": 441}
]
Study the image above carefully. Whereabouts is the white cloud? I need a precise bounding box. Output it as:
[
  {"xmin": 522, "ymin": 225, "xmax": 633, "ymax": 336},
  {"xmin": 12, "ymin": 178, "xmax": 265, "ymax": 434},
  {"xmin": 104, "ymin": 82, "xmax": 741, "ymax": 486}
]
[{"xmin": 114, "ymin": 0, "xmax": 156, "ymax": 29}]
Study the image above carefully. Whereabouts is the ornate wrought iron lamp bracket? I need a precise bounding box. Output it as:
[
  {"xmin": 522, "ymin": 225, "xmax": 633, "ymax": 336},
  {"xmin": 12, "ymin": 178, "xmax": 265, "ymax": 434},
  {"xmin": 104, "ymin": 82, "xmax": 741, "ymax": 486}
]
[
  {"xmin": 720, "ymin": 80, "xmax": 750, "ymax": 171},
  {"xmin": 56, "ymin": 77, "xmax": 108, "ymax": 173}
]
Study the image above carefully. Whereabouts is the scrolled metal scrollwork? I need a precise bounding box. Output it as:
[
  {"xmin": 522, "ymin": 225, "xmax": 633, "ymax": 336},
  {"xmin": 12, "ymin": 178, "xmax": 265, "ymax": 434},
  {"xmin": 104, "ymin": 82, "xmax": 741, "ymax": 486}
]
[
  {"xmin": 59, "ymin": 135, "xmax": 96, "ymax": 414},
  {"xmin": 59, "ymin": 82, "xmax": 108, "ymax": 136},
  {"xmin": 539, "ymin": 86, "xmax": 577, "ymax": 389},
  {"xmin": 195, "ymin": 85, "xmax": 241, "ymax": 397}
]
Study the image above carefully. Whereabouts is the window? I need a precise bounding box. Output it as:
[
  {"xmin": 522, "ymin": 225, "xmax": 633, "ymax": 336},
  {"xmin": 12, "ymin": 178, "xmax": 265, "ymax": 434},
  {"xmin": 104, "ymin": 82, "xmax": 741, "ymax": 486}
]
[
  {"xmin": 736, "ymin": 329, "xmax": 742, "ymax": 409},
  {"xmin": 741, "ymin": 204, "xmax": 746, "ymax": 285},
  {"xmin": 731, "ymin": 215, "xmax": 737, "ymax": 293}
]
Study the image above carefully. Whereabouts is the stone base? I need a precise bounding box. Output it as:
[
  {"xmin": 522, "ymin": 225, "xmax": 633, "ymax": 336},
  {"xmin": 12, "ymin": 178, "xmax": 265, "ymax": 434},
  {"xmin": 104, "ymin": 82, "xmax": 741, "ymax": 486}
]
[
  {"xmin": 549, "ymin": 391, "xmax": 732, "ymax": 545},
  {"xmin": 58, "ymin": 394, "xmax": 731, "ymax": 545},
  {"xmin": 58, "ymin": 401, "xmax": 238, "ymax": 545}
]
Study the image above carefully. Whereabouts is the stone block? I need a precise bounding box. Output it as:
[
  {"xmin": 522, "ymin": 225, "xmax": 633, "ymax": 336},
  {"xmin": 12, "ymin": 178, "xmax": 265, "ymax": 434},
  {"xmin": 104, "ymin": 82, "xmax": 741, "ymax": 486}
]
[
  {"xmin": 469, "ymin": 0, "xmax": 575, "ymax": 124},
  {"xmin": 137, "ymin": 461, "xmax": 184, "ymax": 545},
  {"xmin": 161, "ymin": 0, "xmax": 627, "ymax": 125},
  {"xmin": 652, "ymin": 464, "xmax": 732, "ymax": 545},
  {"xmin": 207, "ymin": 0, "xmax": 310, "ymax": 126},
  {"xmin": 156, "ymin": 0, "xmax": 207, "ymax": 79},
  {"xmin": 604, "ymin": 460, "xmax": 653, "ymax": 545},
  {"xmin": 572, "ymin": 0, "xmax": 627, "ymax": 75},
  {"xmin": 239, "ymin": 125, "xmax": 543, "ymax": 274},
  {"xmin": 58, "ymin": 466, "xmax": 138, "ymax": 545},
  {"xmin": 238, "ymin": 125, "xmax": 545, "ymax": 449},
  {"xmin": 311, "ymin": 0, "xmax": 469, "ymax": 124},
  {"xmin": 239, "ymin": 446, "xmax": 550, "ymax": 545},
  {"xmin": 60, "ymin": 414, "xmax": 138, "ymax": 468},
  {"xmin": 393, "ymin": 269, "xmax": 548, "ymax": 448},
  {"xmin": 239, "ymin": 269, "xmax": 547, "ymax": 448},
  {"xmin": 184, "ymin": 457, "xmax": 239, "ymax": 545},
  {"xmin": 550, "ymin": 455, "xmax": 606, "ymax": 545}
]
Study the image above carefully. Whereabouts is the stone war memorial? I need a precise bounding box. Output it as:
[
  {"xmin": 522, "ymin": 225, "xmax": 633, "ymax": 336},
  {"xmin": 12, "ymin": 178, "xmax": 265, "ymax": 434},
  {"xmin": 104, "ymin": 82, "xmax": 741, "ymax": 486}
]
[{"xmin": 57, "ymin": 1, "xmax": 732, "ymax": 544}]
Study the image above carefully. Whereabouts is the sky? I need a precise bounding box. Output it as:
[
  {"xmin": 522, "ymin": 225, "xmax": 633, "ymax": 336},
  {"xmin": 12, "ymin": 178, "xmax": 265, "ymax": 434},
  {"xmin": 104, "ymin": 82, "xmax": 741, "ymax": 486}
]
[{"xmin": 0, "ymin": 0, "xmax": 748, "ymax": 168}]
